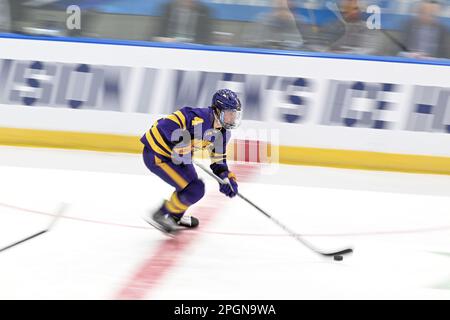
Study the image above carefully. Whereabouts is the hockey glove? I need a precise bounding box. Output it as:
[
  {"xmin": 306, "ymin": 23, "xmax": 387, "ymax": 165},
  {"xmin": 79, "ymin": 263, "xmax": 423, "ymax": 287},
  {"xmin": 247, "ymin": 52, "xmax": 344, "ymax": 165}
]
[{"xmin": 218, "ymin": 172, "xmax": 238, "ymax": 198}]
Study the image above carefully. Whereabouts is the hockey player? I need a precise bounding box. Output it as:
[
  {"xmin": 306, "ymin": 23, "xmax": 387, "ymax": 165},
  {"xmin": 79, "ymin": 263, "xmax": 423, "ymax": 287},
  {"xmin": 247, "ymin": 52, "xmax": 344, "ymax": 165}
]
[{"xmin": 141, "ymin": 89, "xmax": 242, "ymax": 235}]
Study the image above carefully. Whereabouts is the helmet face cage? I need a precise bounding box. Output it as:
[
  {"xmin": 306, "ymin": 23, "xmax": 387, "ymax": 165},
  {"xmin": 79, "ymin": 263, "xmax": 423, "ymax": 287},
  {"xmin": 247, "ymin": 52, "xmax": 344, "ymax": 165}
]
[
  {"xmin": 212, "ymin": 89, "xmax": 242, "ymax": 129},
  {"xmin": 219, "ymin": 108, "xmax": 242, "ymax": 129}
]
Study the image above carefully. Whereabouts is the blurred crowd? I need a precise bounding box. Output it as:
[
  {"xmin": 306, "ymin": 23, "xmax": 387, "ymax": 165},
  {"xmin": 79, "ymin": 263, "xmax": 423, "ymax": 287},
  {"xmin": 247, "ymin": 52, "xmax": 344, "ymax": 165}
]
[
  {"xmin": 0, "ymin": 0, "xmax": 10, "ymax": 32},
  {"xmin": 0, "ymin": 0, "xmax": 449, "ymax": 60}
]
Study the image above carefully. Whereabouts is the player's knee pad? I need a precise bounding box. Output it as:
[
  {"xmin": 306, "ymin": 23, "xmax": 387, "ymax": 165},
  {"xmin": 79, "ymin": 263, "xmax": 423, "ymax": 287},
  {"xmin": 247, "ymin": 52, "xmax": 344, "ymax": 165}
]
[{"xmin": 178, "ymin": 179, "xmax": 205, "ymax": 205}]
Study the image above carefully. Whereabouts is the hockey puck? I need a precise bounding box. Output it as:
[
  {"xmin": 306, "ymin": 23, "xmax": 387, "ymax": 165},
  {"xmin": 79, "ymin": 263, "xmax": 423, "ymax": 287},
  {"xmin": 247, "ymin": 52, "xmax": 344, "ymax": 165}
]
[{"xmin": 333, "ymin": 255, "xmax": 343, "ymax": 261}]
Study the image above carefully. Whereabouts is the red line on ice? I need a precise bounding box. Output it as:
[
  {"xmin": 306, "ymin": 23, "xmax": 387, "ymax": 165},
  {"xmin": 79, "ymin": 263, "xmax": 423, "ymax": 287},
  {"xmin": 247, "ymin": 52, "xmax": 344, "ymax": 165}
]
[
  {"xmin": 114, "ymin": 200, "xmax": 219, "ymax": 300},
  {"xmin": 114, "ymin": 164, "xmax": 258, "ymax": 300}
]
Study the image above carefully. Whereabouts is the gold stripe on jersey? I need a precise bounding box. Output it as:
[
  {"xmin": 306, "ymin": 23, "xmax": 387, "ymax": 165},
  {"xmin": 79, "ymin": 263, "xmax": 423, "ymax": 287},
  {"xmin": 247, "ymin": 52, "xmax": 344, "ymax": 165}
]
[
  {"xmin": 151, "ymin": 126, "xmax": 173, "ymax": 155},
  {"xmin": 166, "ymin": 114, "xmax": 182, "ymax": 127},
  {"xmin": 145, "ymin": 131, "xmax": 171, "ymax": 158},
  {"xmin": 174, "ymin": 111, "xmax": 187, "ymax": 130}
]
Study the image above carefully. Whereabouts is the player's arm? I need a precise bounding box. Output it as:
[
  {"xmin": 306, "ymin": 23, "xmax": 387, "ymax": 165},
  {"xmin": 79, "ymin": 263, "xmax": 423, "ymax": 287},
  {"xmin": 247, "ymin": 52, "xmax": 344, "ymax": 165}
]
[
  {"xmin": 209, "ymin": 129, "xmax": 238, "ymax": 198},
  {"xmin": 145, "ymin": 109, "xmax": 188, "ymax": 158}
]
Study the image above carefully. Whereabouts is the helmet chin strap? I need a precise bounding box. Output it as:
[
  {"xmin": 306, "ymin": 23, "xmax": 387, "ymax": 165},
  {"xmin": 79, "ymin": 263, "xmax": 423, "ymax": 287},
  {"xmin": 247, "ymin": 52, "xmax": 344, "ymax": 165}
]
[{"xmin": 213, "ymin": 107, "xmax": 223, "ymax": 129}]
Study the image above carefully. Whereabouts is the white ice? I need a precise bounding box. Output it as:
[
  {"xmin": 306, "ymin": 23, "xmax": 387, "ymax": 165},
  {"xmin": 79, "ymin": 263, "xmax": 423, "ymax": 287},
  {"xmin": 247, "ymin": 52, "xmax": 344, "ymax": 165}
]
[{"xmin": 0, "ymin": 146, "xmax": 449, "ymax": 299}]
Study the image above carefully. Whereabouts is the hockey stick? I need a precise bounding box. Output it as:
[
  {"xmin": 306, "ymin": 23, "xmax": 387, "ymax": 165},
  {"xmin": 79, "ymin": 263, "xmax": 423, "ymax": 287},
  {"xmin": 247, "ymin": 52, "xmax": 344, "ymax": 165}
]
[
  {"xmin": 0, "ymin": 203, "xmax": 67, "ymax": 253},
  {"xmin": 194, "ymin": 161, "xmax": 353, "ymax": 259}
]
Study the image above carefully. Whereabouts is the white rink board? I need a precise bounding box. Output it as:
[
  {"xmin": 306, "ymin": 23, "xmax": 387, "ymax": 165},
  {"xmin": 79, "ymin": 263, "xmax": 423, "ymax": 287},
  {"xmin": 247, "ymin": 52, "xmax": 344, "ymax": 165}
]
[{"xmin": 0, "ymin": 37, "xmax": 449, "ymax": 157}]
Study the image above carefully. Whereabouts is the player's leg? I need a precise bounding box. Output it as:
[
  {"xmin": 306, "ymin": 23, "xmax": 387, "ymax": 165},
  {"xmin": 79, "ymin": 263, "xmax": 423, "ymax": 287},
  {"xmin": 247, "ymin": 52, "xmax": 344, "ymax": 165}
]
[
  {"xmin": 142, "ymin": 147, "xmax": 204, "ymax": 232},
  {"xmin": 152, "ymin": 156, "xmax": 205, "ymax": 225}
]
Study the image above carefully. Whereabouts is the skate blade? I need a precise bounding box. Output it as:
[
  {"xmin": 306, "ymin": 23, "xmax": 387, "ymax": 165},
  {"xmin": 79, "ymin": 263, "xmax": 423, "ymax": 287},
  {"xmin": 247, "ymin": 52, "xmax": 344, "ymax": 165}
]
[{"xmin": 143, "ymin": 217, "xmax": 177, "ymax": 238}]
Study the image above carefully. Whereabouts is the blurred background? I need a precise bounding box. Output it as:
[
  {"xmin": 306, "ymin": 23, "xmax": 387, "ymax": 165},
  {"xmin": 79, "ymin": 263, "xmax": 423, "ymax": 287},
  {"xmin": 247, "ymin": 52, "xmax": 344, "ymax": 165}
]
[
  {"xmin": 0, "ymin": 0, "xmax": 449, "ymax": 60},
  {"xmin": 1, "ymin": 1, "xmax": 450, "ymax": 301}
]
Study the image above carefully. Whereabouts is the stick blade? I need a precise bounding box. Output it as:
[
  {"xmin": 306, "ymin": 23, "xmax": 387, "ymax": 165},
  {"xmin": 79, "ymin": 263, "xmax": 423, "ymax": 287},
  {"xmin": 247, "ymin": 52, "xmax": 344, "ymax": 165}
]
[
  {"xmin": 321, "ymin": 248, "xmax": 353, "ymax": 257},
  {"xmin": 0, "ymin": 203, "xmax": 68, "ymax": 254}
]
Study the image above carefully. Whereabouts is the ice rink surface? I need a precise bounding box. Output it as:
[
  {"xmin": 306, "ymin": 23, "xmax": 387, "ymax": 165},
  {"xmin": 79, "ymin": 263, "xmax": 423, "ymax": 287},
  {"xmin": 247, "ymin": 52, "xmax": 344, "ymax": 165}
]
[{"xmin": 0, "ymin": 146, "xmax": 450, "ymax": 299}]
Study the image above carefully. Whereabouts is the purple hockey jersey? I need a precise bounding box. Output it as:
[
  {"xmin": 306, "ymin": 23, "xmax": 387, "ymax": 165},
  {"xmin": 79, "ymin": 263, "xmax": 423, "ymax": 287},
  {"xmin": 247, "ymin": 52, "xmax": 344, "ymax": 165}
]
[{"xmin": 140, "ymin": 106, "xmax": 231, "ymax": 174}]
